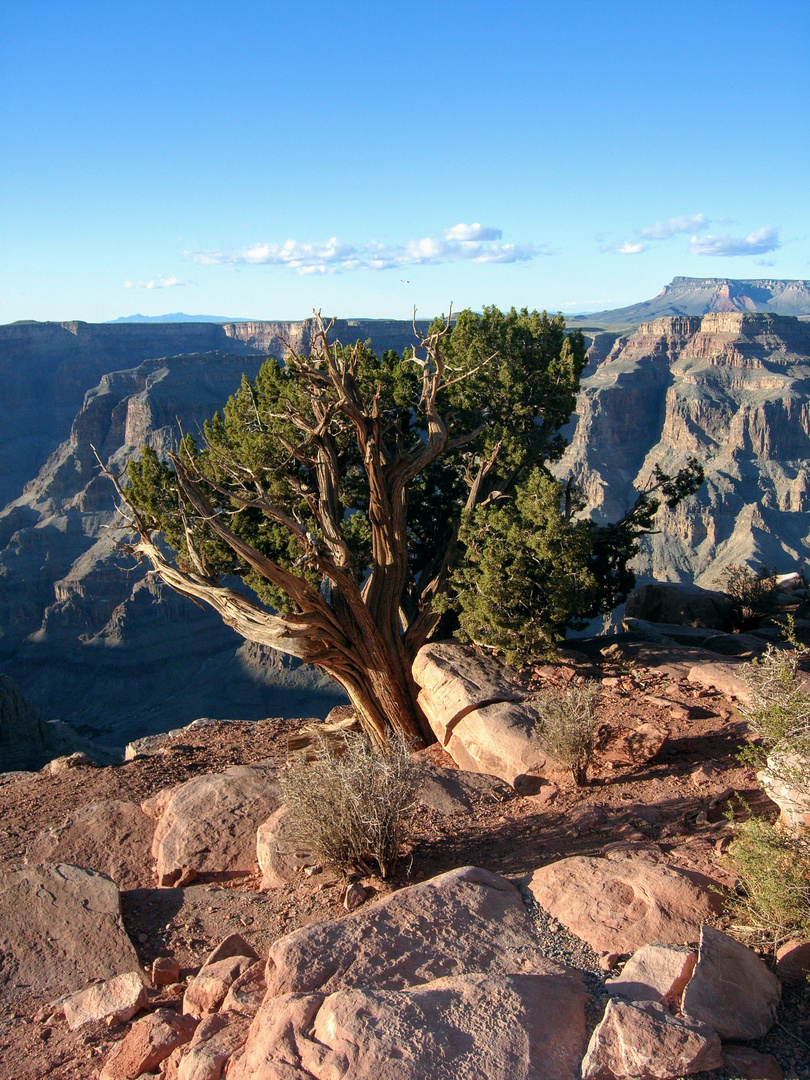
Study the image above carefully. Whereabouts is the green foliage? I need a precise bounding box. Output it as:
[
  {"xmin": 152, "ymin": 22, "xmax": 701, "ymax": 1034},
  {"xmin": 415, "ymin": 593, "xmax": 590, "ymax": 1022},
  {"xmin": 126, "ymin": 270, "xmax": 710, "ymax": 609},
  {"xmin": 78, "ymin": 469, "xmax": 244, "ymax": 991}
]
[
  {"xmin": 739, "ymin": 638, "xmax": 810, "ymax": 794},
  {"xmin": 279, "ymin": 731, "xmax": 423, "ymax": 878},
  {"xmin": 533, "ymin": 680, "xmax": 602, "ymax": 785},
  {"xmin": 722, "ymin": 563, "xmax": 778, "ymax": 629},
  {"xmin": 724, "ymin": 811, "xmax": 810, "ymax": 953}
]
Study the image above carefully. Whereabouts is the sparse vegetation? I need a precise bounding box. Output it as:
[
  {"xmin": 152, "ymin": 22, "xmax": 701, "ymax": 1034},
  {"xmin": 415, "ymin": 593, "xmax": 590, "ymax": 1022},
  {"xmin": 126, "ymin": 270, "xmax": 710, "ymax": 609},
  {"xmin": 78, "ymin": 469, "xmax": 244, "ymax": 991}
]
[
  {"xmin": 722, "ymin": 562, "xmax": 778, "ymax": 629},
  {"xmin": 533, "ymin": 680, "xmax": 602, "ymax": 785},
  {"xmin": 739, "ymin": 630, "xmax": 810, "ymax": 795},
  {"xmin": 279, "ymin": 730, "xmax": 423, "ymax": 879},
  {"xmin": 724, "ymin": 810, "xmax": 810, "ymax": 954}
]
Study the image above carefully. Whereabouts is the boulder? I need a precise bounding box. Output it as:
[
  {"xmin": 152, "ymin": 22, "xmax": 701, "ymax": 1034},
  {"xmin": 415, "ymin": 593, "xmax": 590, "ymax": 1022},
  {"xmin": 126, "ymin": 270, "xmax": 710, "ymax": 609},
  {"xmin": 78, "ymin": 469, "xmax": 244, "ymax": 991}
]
[
  {"xmin": 595, "ymin": 720, "xmax": 669, "ymax": 768},
  {"xmin": 681, "ymin": 924, "xmax": 781, "ymax": 1040},
  {"xmin": 721, "ymin": 1045, "xmax": 784, "ymax": 1080},
  {"xmin": 0, "ymin": 862, "xmax": 141, "ymax": 996},
  {"xmin": 412, "ymin": 642, "xmax": 563, "ymax": 791},
  {"xmin": 581, "ymin": 998, "xmax": 722, "ymax": 1080},
  {"xmin": 221, "ymin": 960, "xmax": 267, "ymax": 1016},
  {"xmin": 625, "ymin": 583, "xmax": 734, "ymax": 630},
  {"xmin": 527, "ymin": 857, "xmax": 723, "ymax": 954},
  {"xmin": 775, "ymin": 938, "xmax": 810, "ymax": 983},
  {"xmin": 416, "ymin": 763, "xmax": 511, "ymax": 815},
  {"xmin": 151, "ymin": 767, "xmax": 281, "ymax": 886},
  {"xmin": 63, "ymin": 970, "xmax": 147, "ymax": 1030},
  {"xmin": 606, "ymin": 943, "xmax": 697, "ymax": 1011},
  {"xmin": 48, "ymin": 751, "xmax": 95, "ymax": 776},
  {"xmin": 25, "ymin": 799, "xmax": 155, "ymax": 890},
  {"xmin": 100, "ymin": 1008, "xmax": 198, "ymax": 1079},
  {"xmin": 687, "ymin": 661, "xmax": 751, "ymax": 702},
  {"xmin": 184, "ymin": 955, "xmax": 256, "ymax": 1019},
  {"xmin": 231, "ymin": 971, "xmax": 589, "ymax": 1080},
  {"xmin": 757, "ymin": 755, "xmax": 810, "ymax": 833},
  {"xmin": 176, "ymin": 1012, "xmax": 250, "ymax": 1080},
  {"xmin": 257, "ymin": 806, "xmax": 318, "ymax": 890},
  {"xmin": 202, "ymin": 932, "xmax": 259, "ymax": 968}
]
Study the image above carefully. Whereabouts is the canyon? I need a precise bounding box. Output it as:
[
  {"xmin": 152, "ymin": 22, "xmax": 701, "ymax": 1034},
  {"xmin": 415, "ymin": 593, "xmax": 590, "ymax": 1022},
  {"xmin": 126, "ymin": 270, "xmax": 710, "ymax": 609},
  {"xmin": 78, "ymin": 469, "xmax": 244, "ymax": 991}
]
[{"xmin": 2, "ymin": 287, "xmax": 810, "ymax": 766}]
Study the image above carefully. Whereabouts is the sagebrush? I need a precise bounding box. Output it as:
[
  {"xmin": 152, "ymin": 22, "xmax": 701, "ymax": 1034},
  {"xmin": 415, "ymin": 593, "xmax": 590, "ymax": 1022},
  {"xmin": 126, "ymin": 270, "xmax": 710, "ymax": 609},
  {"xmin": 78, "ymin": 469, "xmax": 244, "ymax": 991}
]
[
  {"xmin": 533, "ymin": 680, "xmax": 602, "ymax": 785},
  {"xmin": 722, "ymin": 563, "xmax": 778, "ymax": 629},
  {"xmin": 724, "ymin": 811, "xmax": 810, "ymax": 954},
  {"xmin": 280, "ymin": 730, "xmax": 423, "ymax": 878}
]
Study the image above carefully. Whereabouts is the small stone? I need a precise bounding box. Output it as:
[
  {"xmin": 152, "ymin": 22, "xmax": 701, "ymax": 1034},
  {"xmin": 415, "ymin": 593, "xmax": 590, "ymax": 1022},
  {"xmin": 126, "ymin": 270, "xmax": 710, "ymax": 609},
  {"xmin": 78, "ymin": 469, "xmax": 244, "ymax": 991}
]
[
  {"xmin": 152, "ymin": 956, "xmax": 181, "ymax": 986},
  {"xmin": 344, "ymin": 882, "xmax": 369, "ymax": 911},
  {"xmin": 721, "ymin": 1044, "xmax": 784, "ymax": 1080},
  {"xmin": 775, "ymin": 939, "xmax": 810, "ymax": 983},
  {"xmin": 600, "ymin": 952, "xmax": 622, "ymax": 972}
]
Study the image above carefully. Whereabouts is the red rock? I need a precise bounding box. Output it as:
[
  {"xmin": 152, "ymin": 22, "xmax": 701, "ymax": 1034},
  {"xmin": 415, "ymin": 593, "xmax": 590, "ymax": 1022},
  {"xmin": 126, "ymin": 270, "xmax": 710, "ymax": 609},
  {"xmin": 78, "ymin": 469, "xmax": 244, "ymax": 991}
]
[
  {"xmin": 527, "ymin": 856, "xmax": 722, "ymax": 954},
  {"xmin": 256, "ymin": 806, "xmax": 317, "ymax": 890},
  {"xmin": 343, "ymin": 881, "xmax": 368, "ymax": 911},
  {"xmin": 775, "ymin": 938, "xmax": 810, "ymax": 983},
  {"xmin": 687, "ymin": 662, "xmax": 750, "ymax": 702},
  {"xmin": 606, "ymin": 943, "xmax": 697, "ymax": 1011},
  {"xmin": 0, "ymin": 862, "xmax": 142, "ymax": 996},
  {"xmin": 595, "ymin": 721, "xmax": 669, "ymax": 767},
  {"xmin": 63, "ymin": 970, "xmax": 147, "ymax": 1030},
  {"xmin": 183, "ymin": 955, "xmax": 255, "ymax": 1019},
  {"xmin": 264, "ymin": 866, "xmax": 573, "ymax": 999},
  {"xmin": 721, "ymin": 1044, "xmax": 784, "ymax": 1080},
  {"xmin": 25, "ymin": 799, "xmax": 155, "ymax": 890},
  {"xmin": 176, "ymin": 1012, "xmax": 250, "ymax": 1080},
  {"xmin": 681, "ymin": 924, "xmax": 781, "ymax": 1040},
  {"xmin": 221, "ymin": 960, "xmax": 266, "ymax": 1017},
  {"xmin": 581, "ymin": 998, "xmax": 722, "ymax": 1079},
  {"xmin": 100, "ymin": 1008, "xmax": 197, "ymax": 1079},
  {"xmin": 203, "ymin": 933, "xmax": 259, "ymax": 967},
  {"xmin": 152, "ymin": 956, "xmax": 181, "ymax": 986},
  {"xmin": 151, "ymin": 767, "xmax": 281, "ymax": 886},
  {"xmin": 231, "ymin": 971, "xmax": 589, "ymax": 1080}
]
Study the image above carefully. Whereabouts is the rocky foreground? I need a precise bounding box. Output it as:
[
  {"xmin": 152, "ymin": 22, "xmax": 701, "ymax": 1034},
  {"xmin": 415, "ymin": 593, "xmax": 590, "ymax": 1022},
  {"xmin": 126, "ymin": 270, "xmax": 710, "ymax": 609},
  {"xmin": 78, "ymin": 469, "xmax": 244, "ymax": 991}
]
[{"xmin": 2, "ymin": 602, "xmax": 810, "ymax": 1079}]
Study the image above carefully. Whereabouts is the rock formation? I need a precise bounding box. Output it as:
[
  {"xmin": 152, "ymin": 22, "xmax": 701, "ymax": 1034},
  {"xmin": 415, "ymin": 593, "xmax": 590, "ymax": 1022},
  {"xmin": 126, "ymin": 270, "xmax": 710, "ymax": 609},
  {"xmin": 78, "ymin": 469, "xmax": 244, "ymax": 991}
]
[{"xmin": 558, "ymin": 311, "xmax": 810, "ymax": 588}]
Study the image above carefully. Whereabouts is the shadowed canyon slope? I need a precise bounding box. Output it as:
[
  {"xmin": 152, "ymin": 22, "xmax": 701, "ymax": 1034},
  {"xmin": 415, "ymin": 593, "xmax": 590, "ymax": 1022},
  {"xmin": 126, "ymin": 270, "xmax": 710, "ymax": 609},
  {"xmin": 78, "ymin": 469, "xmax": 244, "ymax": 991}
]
[{"xmin": 558, "ymin": 311, "xmax": 810, "ymax": 588}]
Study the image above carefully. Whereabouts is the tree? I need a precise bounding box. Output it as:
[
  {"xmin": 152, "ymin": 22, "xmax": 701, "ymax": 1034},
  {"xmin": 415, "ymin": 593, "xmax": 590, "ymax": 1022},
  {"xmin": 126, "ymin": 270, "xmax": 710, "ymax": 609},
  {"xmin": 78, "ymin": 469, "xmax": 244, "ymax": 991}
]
[{"xmin": 110, "ymin": 306, "xmax": 700, "ymax": 748}]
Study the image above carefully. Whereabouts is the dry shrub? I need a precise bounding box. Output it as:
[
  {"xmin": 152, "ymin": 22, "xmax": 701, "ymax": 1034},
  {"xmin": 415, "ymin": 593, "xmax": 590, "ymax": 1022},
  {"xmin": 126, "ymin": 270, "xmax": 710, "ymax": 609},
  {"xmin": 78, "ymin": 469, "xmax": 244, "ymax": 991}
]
[
  {"xmin": 280, "ymin": 730, "xmax": 423, "ymax": 879},
  {"xmin": 534, "ymin": 680, "xmax": 601, "ymax": 785},
  {"xmin": 725, "ymin": 812, "xmax": 810, "ymax": 955},
  {"xmin": 722, "ymin": 563, "xmax": 778, "ymax": 629}
]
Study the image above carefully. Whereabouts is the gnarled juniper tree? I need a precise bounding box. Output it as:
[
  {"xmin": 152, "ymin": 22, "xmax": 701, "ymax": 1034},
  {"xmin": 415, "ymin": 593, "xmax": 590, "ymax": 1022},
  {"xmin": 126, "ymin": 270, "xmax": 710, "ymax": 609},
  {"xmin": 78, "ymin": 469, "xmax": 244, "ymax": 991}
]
[{"xmin": 112, "ymin": 307, "xmax": 702, "ymax": 748}]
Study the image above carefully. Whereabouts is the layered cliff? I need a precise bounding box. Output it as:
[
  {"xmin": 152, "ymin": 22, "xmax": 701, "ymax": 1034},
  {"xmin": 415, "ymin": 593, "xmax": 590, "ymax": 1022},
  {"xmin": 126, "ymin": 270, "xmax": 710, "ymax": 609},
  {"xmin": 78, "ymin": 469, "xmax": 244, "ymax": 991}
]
[{"xmin": 558, "ymin": 311, "xmax": 810, "ymax": 586}]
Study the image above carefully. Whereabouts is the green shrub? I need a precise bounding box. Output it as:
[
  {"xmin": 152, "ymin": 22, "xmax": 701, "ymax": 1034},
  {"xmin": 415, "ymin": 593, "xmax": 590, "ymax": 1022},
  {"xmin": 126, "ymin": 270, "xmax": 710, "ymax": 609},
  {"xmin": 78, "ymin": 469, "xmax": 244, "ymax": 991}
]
[
  {"xmin": 722, "ymin": 563, "xmax": 778, "ymax": 629},
  {"xmin": 739, "ymin": 636, "xmax": 810, "ymax": 795},
  {"xmin": 533, "ymin": 680, "xmax": 602, "ymax": 785},
  {"xmin": 724, "ymin": 812, "xmax": 810, "ymax": 954},
  {"xmin": 280, "ymin": 730, "xmax": 423, "ymax": 878}
]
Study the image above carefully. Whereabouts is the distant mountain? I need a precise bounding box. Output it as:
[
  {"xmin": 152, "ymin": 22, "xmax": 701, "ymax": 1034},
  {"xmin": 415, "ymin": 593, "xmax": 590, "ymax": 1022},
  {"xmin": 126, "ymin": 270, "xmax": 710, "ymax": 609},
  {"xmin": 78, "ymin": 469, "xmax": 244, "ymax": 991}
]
[
  {"xmin": 109, "ymin": 313, "xmax": 256, "ymax": 323},
  {"xmin": 567, "ymin": 277, "xmax": 810, "ymax": 328}
]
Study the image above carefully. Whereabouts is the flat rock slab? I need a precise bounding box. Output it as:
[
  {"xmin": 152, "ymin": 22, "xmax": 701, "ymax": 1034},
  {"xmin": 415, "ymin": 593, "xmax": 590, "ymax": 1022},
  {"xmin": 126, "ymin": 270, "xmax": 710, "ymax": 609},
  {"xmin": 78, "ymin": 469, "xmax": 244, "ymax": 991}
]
[
  {"xmin": 0, "ymin": 862, "xmax": 141, "ymax": 997},
  {"xmin": 63, "ymin": 970, "xmax": 147, "ymax": 1030},
  {"xmin": 100, "ymin": 1007, "xmax": 198, "ymax": 1079},
  {"xmin": 582, "ymin": 998, "xmax": 722, "ymax": 1080},
  {"xmin": 606, "ymin": 943, "xmax": 697, "ymax": 1010},
  {"xmin": 26, "ymin": 799, "xmax": 155, "ymax": 890},
  {"xmin": 257, "ymin": 806, "xmax": 317, "ymax": 890},
  {"xmin": 265, "ymin": 865, "xmax": 573, "ymax": 999},
  {"xmin": 681, "ymin": 924, "xmax": 781, "ymax": 1040},
  {"xmin": 416, "ymin": 764, "xmax": 512, "ymax": 815},
  {"xmin": 527, "ymin": 856, "xmax": 723, "ymax": 954},
  {"xmin": 152, "ymin": 766, "xmax": 281, "ymax": 886},
  {"xmin": 231, "ymin": 971, "xmax": 589, "ymax": 1080},
  {"xmin": 688, "ymin": 661, "xmax": 751, "ymax": 702}
]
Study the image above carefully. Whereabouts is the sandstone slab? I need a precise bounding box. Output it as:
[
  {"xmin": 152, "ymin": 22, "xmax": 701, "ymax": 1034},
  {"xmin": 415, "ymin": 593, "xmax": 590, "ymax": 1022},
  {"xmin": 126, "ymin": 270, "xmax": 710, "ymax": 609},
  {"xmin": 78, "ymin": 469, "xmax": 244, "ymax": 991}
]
[
  {"xmin": 231, "ymin": 971, "xmax": 589, "ymax": 1080},
  {"xmin": 527, "ymin": 856, "xmax": 722, "ymax": 954},
  {"xmin": 581, "ymin": 998, "xmax": 722, "ymax": 1080},
  {"xmin": 416, "ymin": 763, "xmax": 511, "ymax": 815},
  {"xmin": 26, "ymin": 799, "xmax": 155, "ymax": 890},
  {"xmin": 606, "ymin": 943, "xmax": 697, "ymax": 1010},
  {"xmin": 100, "ymin": 1007, "xmax": 198, "ymax": 1079},
  {"xmin": 152, "ymin": 767, "xmax": 281, "ymax": 886},
  {"xmin": 681, "ymin": 924, "xmax": 781, "ymax": 1040},
  {"xmin": 63, "ymin": 970, "xmax": 147, "ymax": 1030},
  {"xmin": 688, "ymin": 661, "xmax": 751, "ymax": 702},
  {"xmin": 0, "ymin": 862, "xmax": 140, "ymax": 996},
  {"xmin": 221, "ymin": 960, "xmax": 266, "ymax": 1016},
  {"xmin": 265, "ymin": 865, "xmax": 572, "ymax": 999},
  {"xmin": 184, "ymin": 955, "xmax": 256, "ymax": 1019}
]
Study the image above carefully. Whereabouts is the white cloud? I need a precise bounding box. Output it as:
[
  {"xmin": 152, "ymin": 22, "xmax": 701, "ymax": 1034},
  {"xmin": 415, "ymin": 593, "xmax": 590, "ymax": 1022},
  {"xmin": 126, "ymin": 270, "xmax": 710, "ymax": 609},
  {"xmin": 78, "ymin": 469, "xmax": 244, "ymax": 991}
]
[
  {"xmin": 124, "ymin": 275, "xmax": 189, "ymax": 289},
  {"xmin": 187, "ymin": 225, "xmax": 538, "ymax": 274},
  {"xmin": 639, "ymin": 213, "xmax": 708, "ymax": 240},
  {"xmin": 601, "ymin": 240, "xmax": 646, "ymax": 255},
  {"xmin": 443, "ymin": 222, "xmax": 502, "ymax": 241},
  {"xmin": 689, "ymin": 227, "xmax": 780, "ymax": 257},
  {"xmin": 755, "ymin": 257, "xmax": 776, "ymax": 267}
]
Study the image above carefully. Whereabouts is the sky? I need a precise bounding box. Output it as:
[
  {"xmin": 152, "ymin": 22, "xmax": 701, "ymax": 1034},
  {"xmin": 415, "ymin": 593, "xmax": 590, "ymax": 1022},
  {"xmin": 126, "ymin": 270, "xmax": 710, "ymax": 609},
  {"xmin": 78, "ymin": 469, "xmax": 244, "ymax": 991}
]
[{"xmin": 1, "ymin": 0, "xmax": 809, "ymax": 324}]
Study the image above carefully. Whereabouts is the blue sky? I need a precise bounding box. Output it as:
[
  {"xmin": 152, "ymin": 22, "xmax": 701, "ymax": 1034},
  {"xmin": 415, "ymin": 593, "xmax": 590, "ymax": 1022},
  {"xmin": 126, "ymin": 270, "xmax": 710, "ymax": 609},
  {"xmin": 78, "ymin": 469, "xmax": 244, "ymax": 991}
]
[{"xmin": 1, "ymin": 0, "xmax": 808, "ymax": 324}]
